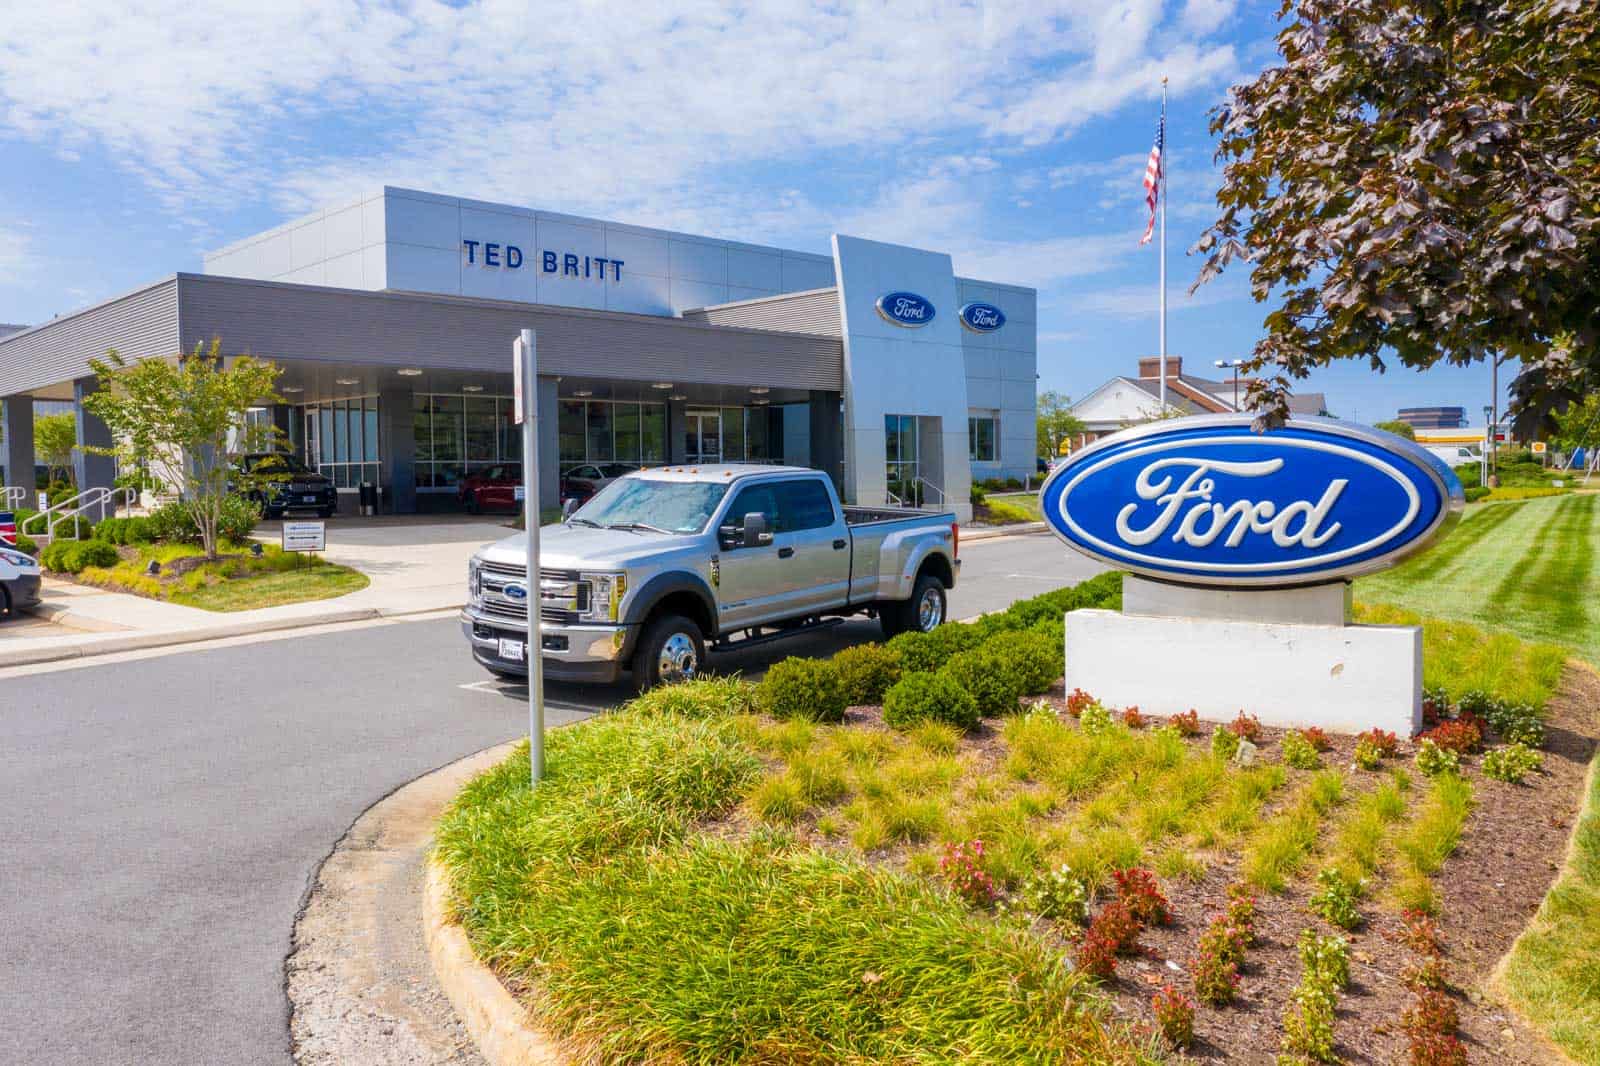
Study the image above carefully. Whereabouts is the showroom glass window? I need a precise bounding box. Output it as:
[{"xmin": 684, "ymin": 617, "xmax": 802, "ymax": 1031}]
[
  {"xmin": 968, "ymin": 414, "xmax": 997, "ymax": 462},
  {"xmin": 556, "ymin": 399, "xmax": 668, "ymax": 469},
  {"xmin": 414, "ymin": 393, "xmax": 522, "ymax": 493},
  {"xmin": 301, "ymin": 397, "xmax": 382, "ymax": 489}
]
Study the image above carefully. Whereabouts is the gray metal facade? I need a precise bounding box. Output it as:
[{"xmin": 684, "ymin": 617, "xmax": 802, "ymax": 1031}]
[
  {"xmin": 0, "ymin": 279, "xmax": 180, "ymax": 397},
  {"xmin": 680, "ymin": 288, "xmax": 843, "ymax": 337}
]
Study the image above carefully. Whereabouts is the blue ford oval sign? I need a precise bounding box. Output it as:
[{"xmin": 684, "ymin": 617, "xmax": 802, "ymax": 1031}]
[
  {"xmin": 503, "ymin": 582, "xmax": 529, "ymax": 600},
  {"xmin": 1041, "ymin": 416, "xmax": 1463, "ymax": 587},
  {"xmin": 876, "ymin": 291, "xmax": 935, "ymax": 327},
  {"xmin": 959, "ymin": 301, "xmax": 1006, "ymax": 332}
]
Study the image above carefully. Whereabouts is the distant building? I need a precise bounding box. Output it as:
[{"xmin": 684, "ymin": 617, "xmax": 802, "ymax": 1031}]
[
  {"xmin": 1068, "ymin": 356, "xmax": 1330, "ymax": 448},
  {"xmin": 1397, "ymin": 405, "xmax": 1467, "ymax": 429}
]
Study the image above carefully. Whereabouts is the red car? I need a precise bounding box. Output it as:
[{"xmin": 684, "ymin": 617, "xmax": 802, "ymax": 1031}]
[{"xmin": 457, "ymin": 464, "xmax": 522, "ymax": 513}]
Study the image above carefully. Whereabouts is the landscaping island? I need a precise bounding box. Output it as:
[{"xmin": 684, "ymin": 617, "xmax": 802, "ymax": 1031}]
[{"xmin": 434, "ymin": 564, "xmax": 1598, "ymax": 1064}]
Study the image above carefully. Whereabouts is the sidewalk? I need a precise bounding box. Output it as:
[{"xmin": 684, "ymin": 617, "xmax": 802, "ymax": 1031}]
[{"xmin": 1, "ymin": 516, "xmax": 511, "ymax": 667}]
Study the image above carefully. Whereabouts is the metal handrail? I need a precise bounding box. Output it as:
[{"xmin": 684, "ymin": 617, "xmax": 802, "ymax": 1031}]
[
  {"xmin": 18, "ymin": 486, "xmax": 136, "ymax": 540},
  {"xmin": 884, "ymin": 476, "xmax": 946, "ymax": 509},
  {"xmin": 2, "ymin": 486, "xmax": 25, "ymax": 509}
]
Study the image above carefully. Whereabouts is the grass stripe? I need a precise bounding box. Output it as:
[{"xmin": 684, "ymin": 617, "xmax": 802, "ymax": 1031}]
[
  {"xmin": 1529, "ymin": 494, "xmax": 1597, "ymax": 633},
  {"xmin": 1395, "ymin": 500, "xmax": 1522, "ymax": 585},
  {"xmin": 1489, "ymin": 497, "xmax": 1573, "ymax": 611}
]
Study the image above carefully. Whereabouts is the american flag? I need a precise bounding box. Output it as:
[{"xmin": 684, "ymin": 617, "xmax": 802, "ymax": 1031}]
[
  {"xmin": 0, "ymin": 511, "xmax": 15, "ymax": 547},
  {"xmin": 1139, "ymin": 111, "xmax": 1164, "ymax": 246}
]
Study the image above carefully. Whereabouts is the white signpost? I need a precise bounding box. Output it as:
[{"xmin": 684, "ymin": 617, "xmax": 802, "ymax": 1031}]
[{"xmin": 515, "ymin": 328, "xmax": 545, "ymax": 786}]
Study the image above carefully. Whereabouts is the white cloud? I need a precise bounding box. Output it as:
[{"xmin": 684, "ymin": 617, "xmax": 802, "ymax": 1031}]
[
  {"xmin": 0, "ymin": 0, "xmax": 1244, "ymax": 230},
  {"xmin": 1060, "ymin": 276, "xmax": 1243, "ymax": 318},
  {"xmin": 1181, "ymin": 0, "xmax": 1238, "ymax": 35},
  {"xmin": 0, "ymin": 227, "xmax": 30, "ymax": 275}
]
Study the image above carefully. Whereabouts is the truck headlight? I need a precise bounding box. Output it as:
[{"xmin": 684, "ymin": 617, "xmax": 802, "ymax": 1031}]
[
  {"xmin": 580, "ymin": 571, "xmax": 626, "ymax": 623},
  {"xmin": 467, "ymin": 561, "xmax": 483, "ymax": 602}
]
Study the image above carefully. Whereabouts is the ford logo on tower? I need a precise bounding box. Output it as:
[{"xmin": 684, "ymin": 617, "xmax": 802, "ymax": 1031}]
[
  {"xmin": 959, "ymin": 301, "xmax": 1006, "ymax": 332},
  {"xmin": 875, "ymin": 291, "xmax": 935, "ymax": 327},
  {"xmin": 1040, "ymin": 415, "xmax": 1463, "ymax": 587}
]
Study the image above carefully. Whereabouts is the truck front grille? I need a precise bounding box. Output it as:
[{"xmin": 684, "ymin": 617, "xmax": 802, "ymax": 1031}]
[{"xmin": 478, "ymin": 562, "xmax": 589, "ymax": 623}]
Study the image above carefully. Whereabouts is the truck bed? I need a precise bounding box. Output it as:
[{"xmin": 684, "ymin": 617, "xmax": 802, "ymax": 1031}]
[{"xmin": 843, "ymin": 504, "xmax": 953, "ymax": 526}]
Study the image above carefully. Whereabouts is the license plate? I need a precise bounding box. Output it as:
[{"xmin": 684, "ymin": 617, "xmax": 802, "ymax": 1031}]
[
  {"xmin": 303, "ymin": 495, "xmax": 317, "ymax": 503},
  {"xmin": 497, "ymin": 637, "xmax": 525, "ymax": 662}
]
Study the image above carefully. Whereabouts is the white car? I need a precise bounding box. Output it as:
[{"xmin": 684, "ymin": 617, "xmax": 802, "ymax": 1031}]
[{"xmin": 0, "ymin": 544, "xmax": 42, "ymax": 620}]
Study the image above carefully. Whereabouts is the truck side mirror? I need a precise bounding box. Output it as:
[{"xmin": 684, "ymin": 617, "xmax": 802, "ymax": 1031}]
[
  {"xmin": 742, "ymin": 512, "xmax": 771, "ymax": 548},
  {"xmin": 561, "ymin": 497, "xmax": 581, "ymax": 521}
]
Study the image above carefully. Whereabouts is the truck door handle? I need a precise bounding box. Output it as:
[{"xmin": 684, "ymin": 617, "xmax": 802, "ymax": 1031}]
[
  {"xmin": 832, "ymin": 538, "xmax": 847, "ymax": 550},
  {"xmin": 777, "ymin": 546, "xmax": 795, "ymax": 559}
]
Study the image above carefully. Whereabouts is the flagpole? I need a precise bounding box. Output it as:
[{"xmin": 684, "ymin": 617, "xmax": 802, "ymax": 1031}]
[{"xmin": 1158, "ymin": 76, "xmax": 1168, "ymax": 412}]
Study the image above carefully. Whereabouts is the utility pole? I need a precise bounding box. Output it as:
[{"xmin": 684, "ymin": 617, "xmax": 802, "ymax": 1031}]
[{"xmin": 1158, "ymin": 76, "xmax": 1168, "ymax": 414}]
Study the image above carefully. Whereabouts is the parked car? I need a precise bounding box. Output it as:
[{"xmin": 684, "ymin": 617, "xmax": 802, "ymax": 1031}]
[
  {"xmin": 234, "ymin": 453, "xmax": 337, "ymax": 518},
  {"xmin": 1, "ymin": 543, "xmax": 42, "ymax": 620},
  {"xmin": 559, "ymin": 462, "xmax": 639, "ymax": 504},
  {"xmin": 461, "ymin": 465, "xmax": 959, "ymax": 690},
  {"xmin": 1423, "ymin": 444, "xmax": 1482, "ymax": 468},
  {"xmin": 457, "ymin": 464, "xmax": 523, "ymax": 513}
]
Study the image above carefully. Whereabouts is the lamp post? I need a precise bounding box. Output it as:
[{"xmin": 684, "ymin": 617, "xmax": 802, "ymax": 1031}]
[
  {"xmin": 1482, "ymin": 404, "xmax": 1494, "ymax": 488},
  {"xmin": 1213, "ymin": 359, "xmax": 1245, "ymax": 410}
]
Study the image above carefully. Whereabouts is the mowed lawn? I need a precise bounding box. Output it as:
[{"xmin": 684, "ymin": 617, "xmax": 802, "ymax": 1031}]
[{"xmin": 1356, "ymin": 493, "xmax": 1600, "ymax": 665}]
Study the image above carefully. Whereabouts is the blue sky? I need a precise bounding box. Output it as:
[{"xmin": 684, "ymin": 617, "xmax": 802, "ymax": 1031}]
[{"xmin": 0, "ymin": 0, "xmax": 1505, "ymax": 425}]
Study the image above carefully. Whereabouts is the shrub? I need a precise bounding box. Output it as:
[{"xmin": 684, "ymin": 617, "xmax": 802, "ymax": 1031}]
[
  {"xmin": 1281, "ymin": 977, "xmax": 1338, "ymax": 1063},
  {"xmin": 1408, "ymin": 1033, "xmax": 1468, "ymax": 1066},
  {"xmin": 1192, "ymin": 930, "xmax": 1241, "ymax": 1006},
  {"xmin": 887, "ymin": 622, "xmax": 981, "ymax": 674},
  {"xmin": 1120, "ymin": 705, "xmax": 1147, "ymax": 729},
  {"xmin": 1111, "ymin": 866, "xmax": 1170, "ymax": 926},
  {"xmin": 1402, "ymin": 957, "xmax": 1450, "ymax": 993},
  {"xmin": 1396, "ymin": 909, "xmax": 1442, "ymax": 956},
  {"xmin": 1309, "ymin": 868, "xmax": 1363, "ymax": 930},
  {"xmin": 940, "ymin": 646, "xmax": 1026, "ymax": 717},
  {"xmin": 1199, "ymin": 913, "xmax": 1249, "ymax": 969},
  {"xmin": 1151, "ymin": 985, "xmax": 1195, "ymax": 1049},
  {"xmin": 832, "ymin": 643, "xmax": 902, "ymax": 705},
  {"xmin": 217, "ymin": 493, "xmax": 262, "ymax": 543},
  {"xmin": 1482, "ymin": 743, "xmax": 1543, "ymax": 784},
  {"xmin": 1359, "ymin": 729, "xmax": 1399, "ymax": 757},
  {"xmin": 1302, "ymin": 726, "xmax": 1331, "ymax": 752},
  {"xmin": 939, "ymin": 840, "xmax": 998, "ymax": 908},
  {"xmin": 982, "ymin": 629, "xmax": 1060, "ymax": 695},
  {"xmin": 1283, "ymin": 730, "xmax": 1323, "ymax": 770},
  {"xmin": 1402, "ymin": 989, "xmax": 1459, "ymax": 1037},
  {"xmin": 1353, "ymin": 736, "xmax": 1385, "ymax": 771},
  {"xmin": 1228, "ymin": 712, "xmax": 1262, "ymax": 741},
  {"xmin": 1079, "ymin": 703, "xmax": 1114, "ymax": 735},
  {"xmin": 629, "ymin": 675, "xmax": 757, "ymax": 719},
  {"xmin": 40, "ymin": 538, "xmax": 120, "ymax": 574},
  {"xmin": 1168, "ymin": 709, "xmax": 1200, "ymax": 736},
  {"xmin": 1065, "ymin": 688, "xmax": 1095, "ymax": 717},
  {"xmin": 145, "ymin": 500, "xmax": 199, "ymax": 543},
  {"xmin": 1075, "ymin": 926, "xmax": 1119, "ymax": 982},
  {"xmin": 1298, "ymin": 929, "xmax": 1351, "ymax": 989},
  {"xmin": 1458, "ymin": 691, "xmax": 1546, "ymax": 747},
  {"xmin": 882, "ymin": 672, "xmax": 980, "ymax": 732},
  {"xmin": 1225, "ymin": 884, "xmax": 1257, "ymax": 944},
  {"xmin": 1420, "ymin": 717, "xmax": 1482, "ymax": 754},
  {"xmin": 756, "ymin": 658, "xmax": 847, "ymax": 722},
  {"xmin": 1090, "ymin": 899, "xmax": 1142, "ymax": 955},
  {"xmin": 1006, "ymin": 864, "xmax": 1090, "ymax": 927},
  {"xmin": 1211, "ymin": 724, "xmax": 1241, "ymax": 760},
  {"xmin": 1415, "ymin": 739, "xmax": 1460, "ymax": 777}
]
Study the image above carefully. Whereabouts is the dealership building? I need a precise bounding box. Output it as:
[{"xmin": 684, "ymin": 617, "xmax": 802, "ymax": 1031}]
[{"xmin": 0, "ymin": 187, "xmax": 1038, "ymax": 520}]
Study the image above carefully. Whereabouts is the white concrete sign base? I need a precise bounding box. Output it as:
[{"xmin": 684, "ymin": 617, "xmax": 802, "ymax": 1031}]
[{"xmin": 1064, "ymin": 609, "xmax": 1422, "ymax": 737}]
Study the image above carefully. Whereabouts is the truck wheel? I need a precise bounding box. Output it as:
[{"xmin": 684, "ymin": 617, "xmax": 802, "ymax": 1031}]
[
  {"xmin": 898, "ymin": 574, "xmax": 947, "ymax": 636},
  {"xmin": 632, "ymin": 614, "xmax": 705, "ymax": 692}
]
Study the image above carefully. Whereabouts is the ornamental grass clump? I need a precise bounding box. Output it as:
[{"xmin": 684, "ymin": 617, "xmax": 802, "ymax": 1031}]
[
  {"xmin": 832, "ymin": 643, "xmax": 902, "ymax": 705},
  {"xmin": 756, "ymin": 657, "xmax": 847, "ymax": 722},
  {"xmin": 1482, "ymin": 742, "xmax": 1543, "ymax": 783}
]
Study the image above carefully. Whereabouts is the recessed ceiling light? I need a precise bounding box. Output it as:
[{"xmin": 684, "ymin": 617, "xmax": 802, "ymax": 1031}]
[
  {"xmin": 335, "ymin": 377, "xmax": 359, "ymax": 386},
  {"xmin": 462, "ymin": 385, "xmax": 484, "ymax": 393},
  {"xmin": 752, "ymin": 398, "xmax": 770, "ymax": 405},
  {"xmin": 748, "ymin": 386, "xmax": 770, "ymax": 395},
  {"xmin": 573, "ymin": 389, "xmax": 594, "ymax": 397},
  {"xmin": 397, "ymin": 368, "xmax": 424, "ymax": 377},
  {"xmin": 669, "ymin": 394, "xmax": 687, "ymax": 401},
  {"xmin": 651, "ymin": 381, "xmax": 674, "ymax": 390},
  {"xmin": 281, "ymin": 386, "xmax": 303, "ymax": 394}
]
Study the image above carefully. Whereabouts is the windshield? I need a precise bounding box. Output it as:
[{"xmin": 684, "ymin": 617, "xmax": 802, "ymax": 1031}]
[
  {"xmin": 572, "ymin": 478, "xmax": 729, "ymax": 534},
  {"xmin": 242, "ymin": 453, "xmax": 311, "ymax": 475}
]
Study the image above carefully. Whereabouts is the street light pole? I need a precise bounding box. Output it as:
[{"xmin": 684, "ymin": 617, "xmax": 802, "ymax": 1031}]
[{"xmin": 1214, "ymin": 359, "xmax": 1244, "ymax": 411}]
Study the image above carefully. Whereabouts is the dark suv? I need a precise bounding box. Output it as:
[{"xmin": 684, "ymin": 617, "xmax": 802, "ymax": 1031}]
[{"xmin": 235, "ymin": 453, "xmax": 337, "ymax": 518}]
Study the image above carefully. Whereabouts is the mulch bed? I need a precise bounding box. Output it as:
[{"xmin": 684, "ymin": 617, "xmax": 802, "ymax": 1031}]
[{"xmin": 1104, "ymin": 664, "xmax": 1599, "ymax": 1064}]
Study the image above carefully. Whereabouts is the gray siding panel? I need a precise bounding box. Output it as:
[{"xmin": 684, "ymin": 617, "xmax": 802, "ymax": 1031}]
[
  {"xmin": 0, "ymin": 279, "xmax": 180, "ymax": 395},
  {"xmin": 178, "ymin": 275, "xmax": 841, "ymax": 391},
  {"xmin": 681, "ymin": 288, "xmax": 841, "ymax": 337}
]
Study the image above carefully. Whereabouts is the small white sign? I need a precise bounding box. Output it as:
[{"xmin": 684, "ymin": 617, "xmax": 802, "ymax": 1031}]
[
  {"xmin": 1531, "ymin": 441, "xmax": 1547, "ymax": 454},
  {"xmin": 514, "ymin": 484, "xmax": 526, "ymax": 502},
  {"xmin": 282, "ymin": 520, "xmax": 326, "ymax": 553},
  {"xmin": 498, "ymin": 637, "xmax": 525, "ymax": 662},
  {"xmin": 513, "ymin": 335, "xmax": 526, "ymax": 424}
]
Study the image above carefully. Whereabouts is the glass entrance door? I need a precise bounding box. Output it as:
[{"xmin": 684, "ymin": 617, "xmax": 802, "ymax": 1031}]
[
  {"xmin": 685, "ymin": 409, "xmax": 723, "ymax": 463},
  {"xmin": 302, "ymin": 409, "xmax": 321, "ymax": 468},
  {"xmin": 885, "ymin": 414, "xmax": 920, "ymax": 503}
]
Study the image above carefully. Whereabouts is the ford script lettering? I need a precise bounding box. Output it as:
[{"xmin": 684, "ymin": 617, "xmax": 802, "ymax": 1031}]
[
  {"xmin": 1040, "ymin": 416, "xmax": 1463, "ymax": 587},
  {"xmin": 502, "ymin": 583, "xmax": 528, "ymax": 600},
  {"xmin": 959, "ymin": 301, "xmax": 1006, "ymax": 332},
  {"xmin": 875, "ymin": 291, "xmax": 935, "ymax": 327}
]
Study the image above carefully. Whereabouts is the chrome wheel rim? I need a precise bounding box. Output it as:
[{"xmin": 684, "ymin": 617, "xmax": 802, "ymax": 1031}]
[
  {"xmin": 917, "ymin": 586, "xmax": 943, "ymax": 630},
  {"xmin": 658, "ymin": 632, "xmax": 698, "ymax": 682}
]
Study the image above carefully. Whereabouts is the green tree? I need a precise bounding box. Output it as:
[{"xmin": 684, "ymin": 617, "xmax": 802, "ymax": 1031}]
[
  {"xmin": 1550, "ymin": 393, "xmax": 1600, "ymax": 453},
  {"xmin": 1193, "ymin": 0, "xmax": 1600, "ymax": 432},
  {"xmin": 84, "ymin": 339, "xmax": 282, "ymax": 559},
  {"xmin": 34, "ymin": 412, "xmax": 77, "ymax": 488},
  {"xmin": 1036, "ymin": 390, "xmax": 1087, "ymax": 458},
  {"xmin": 1373, "ymin": 420, "xmax": 1417, "ymax": 441}
]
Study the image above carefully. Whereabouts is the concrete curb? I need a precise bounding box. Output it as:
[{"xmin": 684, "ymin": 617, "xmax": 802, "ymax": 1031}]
[
  {"xmin": 4, "ymin": 601, "xmax": 466, "ymax": 668},
  {"xmin": 424, "ymin": 858, "xmax": 567, "ymax": 1066},
  {"xmin": 962, "ymin": 521, "xmax": 1048, "ymax": 541}
]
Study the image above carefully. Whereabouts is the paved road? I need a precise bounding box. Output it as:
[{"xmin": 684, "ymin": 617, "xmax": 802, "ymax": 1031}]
[{"xmin": 0, "ymin": 532, "xmax": 1095, "ymax": 1065}]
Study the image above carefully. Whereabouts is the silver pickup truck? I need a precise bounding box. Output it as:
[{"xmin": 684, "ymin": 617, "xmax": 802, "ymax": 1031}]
[{"xmin": 460, "ymin": 464, "xmax": 959, "ymax": 689}]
